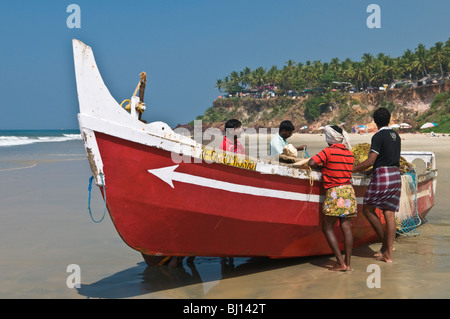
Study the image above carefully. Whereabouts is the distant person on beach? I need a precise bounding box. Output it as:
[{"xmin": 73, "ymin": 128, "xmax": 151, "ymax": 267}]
[
  {"xmin": 270, "ymin": 120, "xmax": 307, "ymax": 156},
  {"xmin": 308, "ymin": 125, "xmax": 356, "ymax": 271},
  {"xmin": 221, "ymin": 119, "xmax": 245, "ymax": 155},
  {"xmin": 352, "ymin": 107, "xmax": 401, "ymax": 263}
]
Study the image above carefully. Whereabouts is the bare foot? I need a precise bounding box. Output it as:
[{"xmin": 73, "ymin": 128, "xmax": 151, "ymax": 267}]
[
  {"xmin": 374, "ymin": 246, "xmax": 395, "ymax": 258},
  {"xmin": 329, "ymin": 263, "xmax": 348, "ymax": 271},
  {"xmin": 376, "ymin": 254, "xmax": 392, "ymax": 263}
]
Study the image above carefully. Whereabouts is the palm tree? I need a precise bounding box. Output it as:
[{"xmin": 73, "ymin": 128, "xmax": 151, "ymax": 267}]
[
  {"xmin": 229, "ymin": 71, "xmax": 242, "ymax": 94},
  {"xmin": 240, "ymin": 67, "xmax": 251, "ymax": 88},
  {"xmin": 251, "ymin": 67, "xmax": 266, "ymax": 88},
  {"xmin": 414, "ymin": 44, "xmax": 429, "ymax": 78},
  {"xmin": 352, "ymin": 62, "xmax": 364, "ymax": 91},
  {"xmin": 279, "ymin": 60, "xmax": 297, "ymax": 92},
  {"xmin": 362, "ymin": 53, "xmax": 376, "ymax": 87},
  {"xmin": 215, "ymin": 79, "xmax": 223, "ymax": 92},
  {"xmin": 330, "ymin": 57, "xmax": 341, "ymax": 81},
  {"xmin": 383, "ymin": 57, "xmax": 399, "ymax": 83},
  {"xmin": 430, "ymin": 42, "xmax": 446, "ymax": 78},
  {"xmin": 303, "ymin": 60, "xmax": 313, "ymax": 88},
  {"xmin": 400, "ymin": 49, "xmax": 415, "ymax": 80},
  {"xmin": 311, "ymin": 61, "xmax": 323, "ymax": 88},
  {"xmin": 340, "ymin": 58, "xmax": 353, "ymax": 82},
  {"xmin": 266, "ymin": 65, "xmax": 279, "ymax": 86}
]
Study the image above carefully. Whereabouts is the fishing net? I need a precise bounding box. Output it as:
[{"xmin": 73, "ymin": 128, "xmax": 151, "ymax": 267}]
[
  {"xmin": 395, "ymin": 169, "xmax": 422, "ymax": 236},
  {"xmin": 351, "ymin": 143, "xmax": 421, "ymax": 236}
]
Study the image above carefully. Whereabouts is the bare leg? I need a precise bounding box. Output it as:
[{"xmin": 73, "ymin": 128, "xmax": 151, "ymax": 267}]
[
  {"xmin": 362, "ymin": 204, "xmax": 386, "ymax": 256},
  {"xmin": 377, "ymin": 210, "xmax": 396, "ymax": 263},
  {"xmin": 363, "ymin": 204, "xmax": 384, "ymax": 239},
  {"xmin": 339, "ymin": 218, "xmax": 353, "ymax": 270},
  {"xmin": 322, "ymin": 215, "xmax": 347, "ymax": 271}
]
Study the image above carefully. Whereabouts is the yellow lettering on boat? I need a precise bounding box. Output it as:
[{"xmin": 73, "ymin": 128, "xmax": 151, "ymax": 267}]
[{"xmin": 201, "ymin": 148, "xmax": 256, "ymax": 171}]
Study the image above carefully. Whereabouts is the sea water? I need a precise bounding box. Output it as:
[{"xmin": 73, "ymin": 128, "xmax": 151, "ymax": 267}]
[{"xmin": 0, "ymin": 130, "xmax": 83, "ymax": 171}]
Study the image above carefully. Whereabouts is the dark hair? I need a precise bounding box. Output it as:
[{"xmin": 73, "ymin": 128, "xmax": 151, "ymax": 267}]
[
  {"xmin": 225, "ymin": 119, "xmax": 242, "ymax": 130},
  {"xmin": 279, "ymin": 120, "xmax": 295, "ymax": 132},
  {"xmin": 330, "ymin": 125, "xmax": 342, "ymax": 134},
  {"xmin": 373, "ymin": 108, "xmax": 391, "ymax": 128}
]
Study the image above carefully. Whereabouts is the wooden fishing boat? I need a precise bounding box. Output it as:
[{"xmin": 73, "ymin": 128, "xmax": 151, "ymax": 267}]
[{"xmin": 73, "ymin": 39, "xmax": 437, "ymax": 265}]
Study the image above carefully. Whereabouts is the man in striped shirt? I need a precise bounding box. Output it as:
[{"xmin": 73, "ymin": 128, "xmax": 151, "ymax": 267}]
[{"xmin": 308, "ymin": 125, "xmax": 356, "ymax": 271}]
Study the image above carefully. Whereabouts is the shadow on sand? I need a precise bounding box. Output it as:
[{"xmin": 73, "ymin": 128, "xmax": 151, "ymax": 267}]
[
  {"xmin": 76, "ymin": 256, "xmax": 317, "ymax": 298},
  {"xmin": 76, "ymin": 243, "xmax": 378, "ymax": 298}
]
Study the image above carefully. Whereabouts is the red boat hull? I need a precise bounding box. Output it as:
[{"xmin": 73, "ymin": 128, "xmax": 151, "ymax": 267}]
[{"xmin": 93, "ymin": 132, "xmax": 434, "ymax": 259}]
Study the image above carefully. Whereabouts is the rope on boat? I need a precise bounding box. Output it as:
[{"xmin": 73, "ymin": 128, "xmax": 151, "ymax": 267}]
[
  {"xmin": 88, "ymin": 173, "xmax": 107, "ymax": 223},
  {"xmin": 299, "ymin": 147, "xmax": 314, "ymax": 186},
  {"xmin": 307, "ymin": 166, "xmax": 314, "ymax": 186},
  {"xmin": 120, "ymin": 72, "xmax": 147, "ymax": 114}
]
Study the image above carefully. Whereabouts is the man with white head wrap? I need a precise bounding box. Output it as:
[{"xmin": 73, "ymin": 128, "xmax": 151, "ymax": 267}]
[{"xmin": 308, "ymin": 124, "xmax": 356, "ymax": 271}]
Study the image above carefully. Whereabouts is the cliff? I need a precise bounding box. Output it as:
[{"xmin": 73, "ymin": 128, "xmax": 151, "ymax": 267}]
[{"xmin": 177, "ymin": 81, "xmax": 450, "ymax": 132}]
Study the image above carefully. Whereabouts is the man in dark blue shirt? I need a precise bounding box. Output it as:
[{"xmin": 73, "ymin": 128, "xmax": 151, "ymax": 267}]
[{"xmin": 352, "ymin": 108, "xmax": 401, "ymax": 263}]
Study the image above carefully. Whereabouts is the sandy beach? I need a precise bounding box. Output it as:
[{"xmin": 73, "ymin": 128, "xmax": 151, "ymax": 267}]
[{"xmin": 0, "ymin": 132, "xmax": 450, "ymax": 300}]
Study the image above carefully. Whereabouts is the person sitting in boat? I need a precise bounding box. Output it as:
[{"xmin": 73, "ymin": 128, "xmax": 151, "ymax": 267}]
[
  {"xmin": 270, "ymin": 120, "xmax": 307, "ymax": 156},
  {"xmin": 308, "ymin": 125, "xmax": 356, "ymax": 271},
  {"xmin": 221, "ymin": 119, "xmax": 245, "ymax": 155}
]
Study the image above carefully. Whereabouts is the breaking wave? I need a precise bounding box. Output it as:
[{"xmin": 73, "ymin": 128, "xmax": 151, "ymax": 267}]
[{"xmin": 0, "ymin": 132, "xmax": 82, "ymax": 147}]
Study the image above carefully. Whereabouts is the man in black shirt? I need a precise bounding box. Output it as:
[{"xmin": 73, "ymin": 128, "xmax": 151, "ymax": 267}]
[{"xmin": 353, "ymin": 108, "xmax": 401, "ymax": 263}]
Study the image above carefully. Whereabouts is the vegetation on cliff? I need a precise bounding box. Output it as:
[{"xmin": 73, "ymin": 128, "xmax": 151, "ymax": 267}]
[
  {"xmin": 187, "ymin": 81, "xmax": 450, "ymax": 133},
  {"xmin": 416, "ymin": 90, "xmax": 450, "ymax": 133}
]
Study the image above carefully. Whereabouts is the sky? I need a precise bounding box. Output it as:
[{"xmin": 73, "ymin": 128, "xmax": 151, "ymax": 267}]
[{"xmin": 0, "ymin": 0, "xmax": 449, "ymax": 130}]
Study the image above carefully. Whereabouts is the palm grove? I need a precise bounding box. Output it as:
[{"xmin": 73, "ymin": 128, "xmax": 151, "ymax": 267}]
[{"xmin": 215, "ymin": 40, "xmax": 450, "ymax": 97}]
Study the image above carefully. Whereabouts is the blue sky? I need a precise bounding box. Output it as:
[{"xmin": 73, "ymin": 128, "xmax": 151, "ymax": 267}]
[{"xmin": 0, "ymin": 0, "xmax": 449, "ymax": 130}]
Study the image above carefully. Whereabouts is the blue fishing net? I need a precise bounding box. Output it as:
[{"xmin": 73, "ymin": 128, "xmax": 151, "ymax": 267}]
[{"xmin": 396, "ymin": 169, "xmax": 422, "ymax": 236}]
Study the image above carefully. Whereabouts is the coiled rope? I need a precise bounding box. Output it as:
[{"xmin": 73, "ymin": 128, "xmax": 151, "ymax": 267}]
[
  {"xmin": 300, "ymin": 147, "xmax": 313, "ymax": 186},
  {"xmin": 88, "ymin": 173, "xmax": 107, "ymax": 223}
]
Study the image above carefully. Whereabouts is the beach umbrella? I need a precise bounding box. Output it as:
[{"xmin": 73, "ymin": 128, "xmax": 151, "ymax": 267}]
[
  {"xmin": 390, "ymin": 124, "xmax": 400, "ymax": 129},
  {"xmin": 420, "ymin": 122, "xmax": 438, "ymax": 129},
  {"xmin": 300, "ymin": 126, "xmax": 308, "ymax": 130},
  {"xmin": 400, "ymin": 123, "xmax": 412, "ymax": 128},
  {"xmin": 318, "ymin": 126, "xmax": 325, "ymax": 130}
]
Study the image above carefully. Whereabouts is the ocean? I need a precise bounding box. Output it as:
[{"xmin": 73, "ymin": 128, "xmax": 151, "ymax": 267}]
[
  {"xmin": 0, "ymin": 129, "xmax": 81, "ymax": 147},
  {"xmin": 0, "ymin": 130, "xmax": 83, "ymax": 171}
]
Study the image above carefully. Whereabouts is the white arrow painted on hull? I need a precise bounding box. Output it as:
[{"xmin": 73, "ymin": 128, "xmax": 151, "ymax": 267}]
[{"xmin": 148, "ymin": 165, "xmax": 322, "ymax": 203}]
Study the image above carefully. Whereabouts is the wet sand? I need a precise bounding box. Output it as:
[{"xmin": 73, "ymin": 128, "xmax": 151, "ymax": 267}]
[{"xmin": 0, "ymin": 133, "xmax": 450, "ymax": 300}]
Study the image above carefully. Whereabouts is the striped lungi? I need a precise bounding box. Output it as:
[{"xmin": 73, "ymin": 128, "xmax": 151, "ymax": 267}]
[{"xmin": 364, "ymin": 166, "xmax": 402, "ymax": 212}]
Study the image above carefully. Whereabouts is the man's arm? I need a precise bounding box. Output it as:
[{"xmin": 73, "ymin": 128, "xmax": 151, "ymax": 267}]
[
  {"xmin": 353, "ymin": 152, "xmax": 378, "ymax": 173},
  {"xmin": 308, "ymin": 158, "xmax": 319, "ymax": 169}
]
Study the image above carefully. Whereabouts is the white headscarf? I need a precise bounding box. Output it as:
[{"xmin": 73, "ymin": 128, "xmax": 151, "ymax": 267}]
[{"xmin": 325, "ymin": 125, "xmax": 352, "ymax": 150}]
